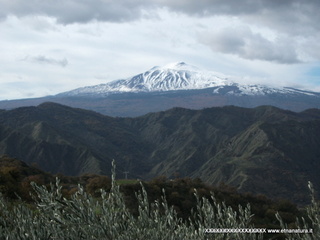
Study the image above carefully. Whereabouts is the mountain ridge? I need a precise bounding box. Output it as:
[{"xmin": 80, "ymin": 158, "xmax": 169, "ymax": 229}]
[{"xmin": 0, "ymin": 102, "xmax": 319, "ymax": 204}]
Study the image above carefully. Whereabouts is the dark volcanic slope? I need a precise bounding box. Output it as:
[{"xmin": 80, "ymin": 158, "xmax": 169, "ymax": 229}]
[
  {"xmin": 0, "ymin": 102, "xmax": 320, "ymax": 203},
  {"xmin": 0, "ymin": 103, "xmax": 150, "ymax": 177},
  {"xmin": 125, "ymin": 106, "xmax": 320, "ymax": 203}
]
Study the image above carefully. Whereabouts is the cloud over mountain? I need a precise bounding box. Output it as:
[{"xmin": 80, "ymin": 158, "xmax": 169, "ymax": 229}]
[{"xmin": 1, "ymin": 0, "xmax": 320, "ymax": 100}]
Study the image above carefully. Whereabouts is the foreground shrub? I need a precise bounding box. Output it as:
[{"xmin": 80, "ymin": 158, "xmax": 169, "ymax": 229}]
[
  {"xmin": 276, "ymin": 182, "xmax": 319, "ymax": 240},
  {"xmin": 0, "ymin": 162, "xmax": 262, "ymax": 240}
]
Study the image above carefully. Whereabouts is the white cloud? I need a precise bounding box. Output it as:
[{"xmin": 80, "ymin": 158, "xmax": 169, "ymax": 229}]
[
  {"xmin": 202, "ymin": 27, "xmax": 301, "ymax": 64},
  {"xmin": 21, "ymin": 55, "xmax": 68, "ymax": 67}
]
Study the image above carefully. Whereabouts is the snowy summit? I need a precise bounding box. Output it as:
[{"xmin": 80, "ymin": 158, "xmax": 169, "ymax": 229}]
[{"xmin": 58, "ymin": 62, "xmax": 319, "ymax": 97}]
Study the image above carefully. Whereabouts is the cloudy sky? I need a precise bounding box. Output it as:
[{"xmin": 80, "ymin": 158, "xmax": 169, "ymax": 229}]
[{"xmin": 1, "ymin": 0, "xmax": 320, "ymax": 100}]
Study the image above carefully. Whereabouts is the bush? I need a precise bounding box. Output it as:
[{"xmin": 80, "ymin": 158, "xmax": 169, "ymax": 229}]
[
  {"xmin": 276, "ymin": 181, "xmax": 319, "ymax": 240},
  {"xmin": 0, "ymin": 161, "xmax": 263, "ymax": 239}
]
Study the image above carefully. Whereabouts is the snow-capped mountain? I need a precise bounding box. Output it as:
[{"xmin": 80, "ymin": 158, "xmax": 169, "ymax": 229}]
[
  {"xmin": 59, "ymin": 62, "xmax": 227, "ymax": 96},
  {"xmin": 1, "ymin": 62, "xmax": 319, "ymax": 117},
  {"xmin": 58, "ymin": 62, "xmax": 319, "ymax": 97}
]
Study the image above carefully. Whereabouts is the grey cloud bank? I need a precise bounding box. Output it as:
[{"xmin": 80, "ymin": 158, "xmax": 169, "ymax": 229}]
[{"xmin": 2, "ymin": 0, "xmax": 319, "ymax": 28}]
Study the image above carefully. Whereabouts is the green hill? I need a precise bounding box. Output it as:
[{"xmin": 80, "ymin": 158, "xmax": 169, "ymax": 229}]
[{"xmin": 0, "ymin": 102, "xmax": 319, "ymax": 203}]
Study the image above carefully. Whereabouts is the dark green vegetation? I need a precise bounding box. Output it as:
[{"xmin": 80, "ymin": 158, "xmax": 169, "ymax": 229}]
[
  {"xmin": 0, "ymin": 103, "xmax": 320, "ymax": 204},
  {"xmin": 1, "ymin": 156, "xmax": 319, "ymax": 239}
]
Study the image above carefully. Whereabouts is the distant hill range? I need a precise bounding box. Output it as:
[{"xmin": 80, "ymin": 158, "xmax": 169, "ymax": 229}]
[
  {"xmin": 0, "ymin": 62, "xmax": 319, "ymax": 116},
  {"xmin": 0, "ymin": 102, "xmax": 319, "ymax": 204}
]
